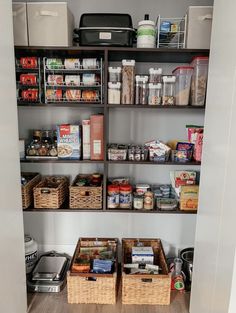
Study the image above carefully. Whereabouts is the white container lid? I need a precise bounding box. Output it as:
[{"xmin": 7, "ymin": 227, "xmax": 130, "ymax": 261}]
[
  {"xmin": 163, "ymin": 76, "xmax": 176, "ymax": 83},
  {"xmin": 136, "ymin": 75, "xmax": 149, "ymax": 83},
  {"xmin": 108, "ymin": 67, "xmax": 122, "ymax": 73},
  {"xmin": 136, "ymin": 183, "xmax": 150, "ymax": 189},
  {"xmin": 148, "ymin": 83, "xmax": 162, "ymax": 89},
  {"xmin": 122, "ymin": 59, "xmax": 135, "ymax": 66},
  {"xmin": 108, "ymin": 82, "xmax": 121, "ymax": 89},
  {"xmin": 138, "ymin": 20, "xmax": 155, "ymax": 27},
  {"xmin": 149, "ymin": 68, "xmax": 162, "ymax": 75}
]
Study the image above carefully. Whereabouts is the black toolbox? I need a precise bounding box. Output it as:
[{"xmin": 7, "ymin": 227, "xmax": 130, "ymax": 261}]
[{"xmin": 75, "ymin": 13, "xmax": 135, "ymax": 47}]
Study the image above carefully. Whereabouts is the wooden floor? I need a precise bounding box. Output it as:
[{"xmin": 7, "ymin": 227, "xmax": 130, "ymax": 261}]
[{"xmin": 27, "ymin": 287, "xmax": 190, "ymax": 313}]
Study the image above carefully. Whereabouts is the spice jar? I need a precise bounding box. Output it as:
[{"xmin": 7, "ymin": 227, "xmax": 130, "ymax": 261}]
[
  {"xmin": 119, "ymin": 184, "xmax": 132, "ymax": 209},
  {"xmin": 133, "ymin": 193, "xmax": 144, "ymax": 210},
  {"xmin": 27, "ymin": 130, "xmax": 42, "ymax": 156},
  {"xmin": 90, "ymin": 173, "xmax": 102, "ymax": 186},
  {"xmin": 149, "ymin": 68, "xmax": 162, "ymax": 83},
  {"xmin": 144, "ymin": 191, "xmax": 154, "ymax": 210},
  {"xmin": 38, "ymin": 130, "xmax": 51, "ymax": 156},
  {"xmin": 107, "ymin": 185, "xmax": 120, "ymax": 209},
  {"xmin": 108, "ymin": 67, "xmax": 121, "ymax": 83},
  {"xmin": 148, "ymin": 83, "xmax": 162, "ymax": 105},
  {"xmin": 121, "ymin": 60, "xmax": 135, "ymax": 105},
  {"xmin": 108, "ymin": 82, "xmax": 121, "ymax": 104},
  {"xmin": 135, "ymin": 75, "xmax": 149, "ymax": 105},
  {"xmin": 162, "ymin": 76, "xmax": 176, "ymax": 105}
]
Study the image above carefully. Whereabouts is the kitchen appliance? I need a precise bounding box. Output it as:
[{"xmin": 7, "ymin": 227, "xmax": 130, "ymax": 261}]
[
  {"xmin": 27, "ymin": 251, "xmax": 70, "ymax": 293},
  {"xmin": 75, "ymin": 13, "xmax": 135, "ymax": 46},
  {"xmin": 180, "ymin": 247, "xmax": 194, "ymax": 290}
]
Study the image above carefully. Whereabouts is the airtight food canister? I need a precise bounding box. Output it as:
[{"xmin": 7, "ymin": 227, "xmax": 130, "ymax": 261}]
[{"xmin": 24, "ymin": 235, "xmax": 38, "ymax": 274}]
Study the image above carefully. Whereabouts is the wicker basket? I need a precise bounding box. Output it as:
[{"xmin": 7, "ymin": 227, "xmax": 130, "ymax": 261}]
[
  {"xmin": 67, "ymin": 237, "xmax": 118, "ymax": 304},
  {"xmin": 21, "ymin": 172, "xmax": 41, "ymax": 209},
  {"xmin": 122, "ymin": 238, "xmax": 171, "ymax": 305},
  {"xmin": 70, "ymin": 174, "xmax": 102, "ymax": 209},
  {"xmin": 33, "ymin": 176, "xmax": 69, "ymax": 209}
]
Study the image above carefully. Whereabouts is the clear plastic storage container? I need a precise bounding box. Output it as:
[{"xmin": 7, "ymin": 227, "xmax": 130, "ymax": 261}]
[
  {"xmin": 162, "ymin": 76, "xmax": 176, "ymax": 105},
  {"xmin": 149, "ymin": 68, "xmax": 162, "ymax": 83},
  {"xmin": 148, "ymin": 83, "xmax": 162, "ymax": 105},
  {"xmin": 190, "ymin": 56, "xmax": 209, "ymax": 106},
  {"xmin": 108, "ymin": 82, "xmax": 121, "ymax": 104},
  {"xmin": 121, "ymin": 60, "xmax": 135, "ymax": 104},
  {"xmin": 135, "ymin": 75, "xmax": 149, "ymax": 105},
  {"xmin": 108, "ymin": 67, "xmax": 122, "ymax": 83},
  {"xmin": 172, "ymin": 66, "xmax": 194, "ymax": 105}
]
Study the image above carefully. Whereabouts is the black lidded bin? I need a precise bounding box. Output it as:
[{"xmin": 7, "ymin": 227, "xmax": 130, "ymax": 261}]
[{"xmin": 77, "ymin": 13, "xmax": 135, "ymax": 47}]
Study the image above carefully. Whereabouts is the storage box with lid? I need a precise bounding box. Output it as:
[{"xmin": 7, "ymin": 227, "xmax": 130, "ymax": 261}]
[
  {"xmin": 21, "ymin": 172, "xmax": 41, "ymax": 209},
  {"xmin": 185, "ymin": 6, "xmax": 213, "ymax": 49},
  {"xmin": 122, "ymin": 238, "xmax": 171, "ymax": 305},
  {"xmin": 27, "ymin": 2, "xmax": 74, "ymax": 47},
  {"xmin": 67, "ymin": 237, "xmax": 118, "ymax": 304},
  {"xmin": 172, "ymin": 66, "xmax": 194, "ymax": 105},
  {"xmin": 76, "ymin": 13, "xmax": 135, "ymax": 47},
  {"xmin": 12, "ymin": 2, "xmax": 28, "ymax": 46}
]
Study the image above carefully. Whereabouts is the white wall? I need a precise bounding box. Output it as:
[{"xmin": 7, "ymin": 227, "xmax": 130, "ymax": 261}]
[
  {"xmin": 0, "ymin": 1, "xmax": 27, "ymax": 313},
  {"xmin": 190, "ymin": 0, "xmax": 236, "ymax": 312}
]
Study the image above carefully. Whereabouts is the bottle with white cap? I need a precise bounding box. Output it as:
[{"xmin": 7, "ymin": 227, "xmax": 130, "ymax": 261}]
[{"xmin": 137, "ymin": 14, "xmax": 156, "ymax": 48}]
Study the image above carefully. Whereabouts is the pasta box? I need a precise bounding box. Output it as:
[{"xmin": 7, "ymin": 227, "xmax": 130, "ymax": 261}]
[{"xmin": 57, "ymin": 125, "xmax": 81, "ymax": 159}]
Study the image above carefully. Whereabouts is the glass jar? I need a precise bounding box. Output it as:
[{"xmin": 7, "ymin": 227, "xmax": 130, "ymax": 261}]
[
  {"xmin": 148, "ymin": 83, "xmax": 162, "ymax": 105},
  {"xmin": 27, "ymin": 130, "xmax": 42, "ymax": 156},
  {"xmin": 162, "ymin": 76, "xmax": 176, "ymax": 105},
  {"xmin": 108, "ymin": 67, "xmax": 121, "ymax": 83},
  {"xmin": 107, "ymin": 184, "xmax": 120, "ymax": 209},
  {"xmin": 90, "ymin": 173, "xmax": 102, "ymax": 186},
  {"xmin": 38, "ymin": 130, "xmax": 51, "ymax": 156},
  {"xmin": 144, "ymin": 191, "xmax": 154, "ymax": 210},
  {"xmin": 119, "ymin": 184, "xmax": 132, "ymax": 209},
  {"xmin": 135, "ymin": 75, "xmax": 149, "ymax": 105},
  {"xmin": 108, "ymin": 82, "xmax": 121, "ymax": 104},
  {"xmin": 121, "ymin": 60, "xmax": 135, "ymax": 105},
  {"xmin": 133, "ymin": 193, "xmax": 144, "ymax": 210},
  {"xmin": 149, "ymin": 68, "xmax": 162, "ymax": 83}
]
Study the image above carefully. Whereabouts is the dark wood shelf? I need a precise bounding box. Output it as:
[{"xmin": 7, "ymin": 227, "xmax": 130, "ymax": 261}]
[
  {"xmin": 20, "ymin": 158, "xmax": 104, "ymax": 164},
  {"xmin": 17, "ymin": 102, "xmax": 104, "ymax": 108},
  {"xmin": 107, "ymin": 160, "xmax": 201, "ymax": 166},
  {"xmin": 107, "ymin": 104, "xmax": 205, "ymax": 109}
]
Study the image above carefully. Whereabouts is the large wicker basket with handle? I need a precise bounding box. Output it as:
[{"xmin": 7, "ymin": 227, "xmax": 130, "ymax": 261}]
[{"xmin": 122, "ymin": 238, "xmax": 171, "ymax": 305}]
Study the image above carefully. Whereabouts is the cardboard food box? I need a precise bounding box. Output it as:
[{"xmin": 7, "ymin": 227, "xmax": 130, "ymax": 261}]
[
  {"xmin": 90, "ymin": 115, "xmax": 104, "ymax": 160},
  {"xmin": 57, "ymin": 124, "xmax": 81, "ymax": 159},
  {"xmin": 82, "ymin": 120, "xmax": 90, "ymax": 160},
  {"xmin": 132, "ymin": 246, "xmax": 154, "ymax": 264},
  {"xmin": 180, "ymin": 185, "xmax": 199, "ymax": 211}
]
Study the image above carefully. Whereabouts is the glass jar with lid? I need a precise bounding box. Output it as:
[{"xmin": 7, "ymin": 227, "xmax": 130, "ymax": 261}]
[
  {"xmin": 162, "ymin": 75, "xmax": 176, "ymax": 105},
  {"xmin": 119, "ymin": 184, "xmax": 132, "ymax": 209},
  {"xmin": 27, "ymin": 130, "xmax": 42, "ymax": 156},
  {"xmin": 38, "ymin": 130, "xmax": 51, "ymax": 156}
]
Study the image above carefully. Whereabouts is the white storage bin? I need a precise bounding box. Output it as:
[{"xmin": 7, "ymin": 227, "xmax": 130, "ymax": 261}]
[
  {"xmin": 12, "ymin": 3, "xmax": 28, "ymax": 46},
  {"xmin": 27, "ymin": 2, "xmax": 74, "ymax": 47},
  {"xmin": 186, "ymin": 6, "xmax": 213, "ymax": 49}
]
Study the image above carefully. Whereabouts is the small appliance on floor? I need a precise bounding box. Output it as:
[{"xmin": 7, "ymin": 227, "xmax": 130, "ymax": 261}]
[{"xmin": 27, "ymin": 251, "xmax": 70, "ymax": 293}]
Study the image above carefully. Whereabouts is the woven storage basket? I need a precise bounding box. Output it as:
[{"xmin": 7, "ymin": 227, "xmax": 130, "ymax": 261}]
[
  {"xmin": 122, "ymin": 238, "xmax": 171, "ymax": 305},
  {"xmin": 33, "ymin": 176, "xmax": 69, "ymax": 209},
  {"xmin": 70, "ymin": 174, "xmax": 102, "ymax": 209},
  {"xmin": 67, "ymin": 237, "xmax": 118, "ymax": 304},
  {"xmin": 21, "ymin": 172, "xmax": 41, "ymax": 209}
]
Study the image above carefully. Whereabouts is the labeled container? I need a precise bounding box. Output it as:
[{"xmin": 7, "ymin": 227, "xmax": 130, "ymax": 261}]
[
  {"xmin": 108, "ymin": 67, "xmax": 122, "ymax": 83},
  {"xmin": 162, "ymin": 76, "xmax": 176, "ymax": 105},
  {"xmin": 149, "ymin": 68, "xmax": 162, "ymax": 83},
  {"xmin": 107, "ymin": 185, "xmax": 120, "ymax": 209},
  {"xmin": 144, "ymin": 191, "xmax": 154, "ymax": 210},
  {"xmin": 122, "ymin": 238, "xmax": 171, "ymax": 305},
  {"xmin": 190, "ymin": 56, "xmax": 209, "ymax": 106},
  {"xmin": 119, "ymin": 184, "xmax": 132, "ymax": 209},
  {"xmin": 148, "ymin": 83, "xmax": 162, "ymax": 105},
  {"xmin": 172, "ymin": 66, "xmax": 194, "ymax": 105},
  {"xmin": 136, "ymin": 184, "xmax": 150, "ymax": 195},
  {"xmin": 121, "ymin": 60, "xmax": 135, "ymax": 104},
  {"xmin": 108, "ymin": 82, "xmax": 121, "ymax": 104},
  {"xmin": 137, "ymin": 16, "xmax": 156, "ymax": 48},
  {"xmin": 135, "ymin": 75, "xmax": 149, "ymax": 105},
  {"xmin": 133, "ymin": 193, "xmax": 144, "ymax": 210},
  {"xmin": 27, "ymin": 2, "xmax": 74, "ymax": 47},
  {"xmin": 25, "ymin": 235, "xmax": 38, "ymax": 274}
]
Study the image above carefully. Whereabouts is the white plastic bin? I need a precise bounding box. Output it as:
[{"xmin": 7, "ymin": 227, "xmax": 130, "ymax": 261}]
[
  {"xmin": 190, "ymin": 56, "xmax": 209, "ymax": 106},
  {"xmin": 27, "ymin": 2, "xmax": 74, "ymax": 47},
  {"xmin": 186, "ymin": 6, "xmax": 213, "ymax": 49},
  {"xmin": 12, "ymin": 3, "xmax": 28, "ymax": 46},
  {"xmin": 172, "ymin": 66, "xmax": 193, "ymax": 106}
]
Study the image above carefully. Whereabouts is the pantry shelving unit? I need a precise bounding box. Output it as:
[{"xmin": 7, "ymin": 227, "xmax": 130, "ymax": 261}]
[{"xmin": 16, "ymin": 46, "xmax": 209, "ymax": 214}]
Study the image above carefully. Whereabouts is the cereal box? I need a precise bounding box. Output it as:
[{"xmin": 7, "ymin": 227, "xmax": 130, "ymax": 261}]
[
  {"xmin": 57, "ymin": 124, "xmax": 81, "ymax": 159},
  {"xmin": 180, "ymin": 185, "xmax": 199, "ymax": 211}
]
